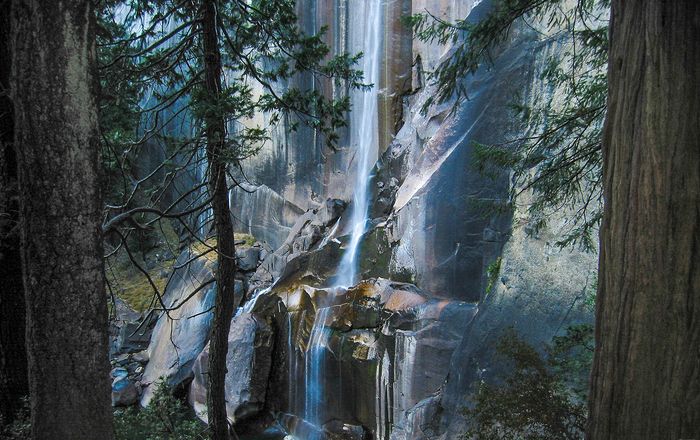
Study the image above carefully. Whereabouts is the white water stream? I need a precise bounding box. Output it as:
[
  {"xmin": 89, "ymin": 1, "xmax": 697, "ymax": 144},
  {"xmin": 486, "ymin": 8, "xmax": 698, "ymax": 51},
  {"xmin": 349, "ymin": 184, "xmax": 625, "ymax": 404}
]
[
  {"xmin": 295, "ymin": 1, "xmax": 383, "ymax": 436},
  {"xmin": 333, "ymin": 0, "xmax": 382, "ymax": 289}
]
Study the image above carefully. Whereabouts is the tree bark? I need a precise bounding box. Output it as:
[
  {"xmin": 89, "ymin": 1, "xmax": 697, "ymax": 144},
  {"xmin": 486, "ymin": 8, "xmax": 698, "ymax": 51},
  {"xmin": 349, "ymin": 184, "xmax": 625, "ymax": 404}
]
[
  {"xmin": 202, "ymin": 1, "xmax": 238, "ymax": 439},
  {"xmin": 10, "ymin": 1, "xmax": 114, "ymax": 438},
  {"xmin": 587, "ymin": 1, "xmax": 700, "ymax": 439},
  {"xmin": 0, "ymin": 0, "xmax": 28, "ymax": 425}
]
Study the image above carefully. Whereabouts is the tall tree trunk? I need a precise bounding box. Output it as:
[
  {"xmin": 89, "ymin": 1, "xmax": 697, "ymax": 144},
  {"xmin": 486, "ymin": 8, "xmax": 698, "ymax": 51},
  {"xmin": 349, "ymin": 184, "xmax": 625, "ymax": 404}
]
[
  {"xmin": 202, "ymin": 1, "xmax": 238, "ymax": 439},
  {"xmin": 0, "ymin": 0, "xmax": 28, "ymax": 425},
  {"xmin": 587, "ymin": 1, "xmax": 700, "ymax": 439},
  {"xmin": 10, "ymin": 1, "xmax": 114, "ymax": 438}
]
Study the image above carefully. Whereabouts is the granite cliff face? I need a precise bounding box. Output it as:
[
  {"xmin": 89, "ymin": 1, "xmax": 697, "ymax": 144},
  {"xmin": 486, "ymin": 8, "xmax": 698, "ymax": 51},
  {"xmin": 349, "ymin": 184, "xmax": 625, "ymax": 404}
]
[{"xmin": 135, "ymin": 1, "xmax": 597, "ymax": 438}]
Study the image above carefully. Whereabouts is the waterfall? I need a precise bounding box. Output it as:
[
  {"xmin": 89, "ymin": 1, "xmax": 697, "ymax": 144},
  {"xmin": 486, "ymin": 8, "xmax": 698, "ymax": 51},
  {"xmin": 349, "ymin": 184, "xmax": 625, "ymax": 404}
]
[
  {"xmin": 304, "ymin": 307, "xmax": 334, "ymax": 437},
  {"xmin": 233, "ymin": 285, "xmax": 271, "ymax": 318},
  {"xmin": 288, "ymin": 313, "xmax": 297, "ymax": 415},
  {"xmin": 289, "ymin": 1, "xmax": 383, "ymax": 436},
  {"xmin": 333, "ymin": 0, "xmax": 382, "ymax": 288}
]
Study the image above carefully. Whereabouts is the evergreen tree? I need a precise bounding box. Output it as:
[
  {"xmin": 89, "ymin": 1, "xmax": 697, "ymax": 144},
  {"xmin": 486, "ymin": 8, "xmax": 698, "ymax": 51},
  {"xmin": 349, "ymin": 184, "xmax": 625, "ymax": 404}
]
[
  {"xmin": 97, "ymin": 1, "xmax": 363, "ymax": 437},
  {"xmin": 410, "ymin": 0, "xmax": 609, "ymax": 249},
  {"xmin": 588, "ymin": 1, "xmax": 700, "ymax": 437},
  {"xmin": 10, "ymin": 0, "xmax": 114, "ymax": 437}
]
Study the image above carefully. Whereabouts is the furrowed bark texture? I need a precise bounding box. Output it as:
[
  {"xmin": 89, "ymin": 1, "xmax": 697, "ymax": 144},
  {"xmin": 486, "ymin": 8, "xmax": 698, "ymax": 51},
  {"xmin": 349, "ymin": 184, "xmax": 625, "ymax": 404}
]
[
  {"xmin": 10, "ymin": 1, "xmax": 114, "ymax": 438},
  {"xmin": 587, "ymin": 1, "xmax": 700, "ymax": 439},
  {"xmin": 202, "ymin": 0, "xmax": 238, "ymax": 438},
  {"xmin": 0, "ymin": 0, "xmax": 28, "ymax": 425}
]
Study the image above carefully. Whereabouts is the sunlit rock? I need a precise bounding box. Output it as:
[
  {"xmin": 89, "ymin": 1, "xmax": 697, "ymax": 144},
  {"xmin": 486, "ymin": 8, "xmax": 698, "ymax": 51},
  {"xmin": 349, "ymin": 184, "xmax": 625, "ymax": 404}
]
[{"xmin": 139, "ymin": 250, "xmax": 217, "ymax": 406}]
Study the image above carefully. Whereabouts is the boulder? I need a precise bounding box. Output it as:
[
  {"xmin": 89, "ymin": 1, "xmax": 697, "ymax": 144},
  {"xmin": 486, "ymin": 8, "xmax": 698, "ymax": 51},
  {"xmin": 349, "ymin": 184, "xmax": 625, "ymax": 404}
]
[
  {"xmin": 384, "ymin": 290, "xmax": 427, "ymax": 312},
  {"xmin": 237, "ymin": 246, "xmax": 262, "ymax": 272},
  {"xmin": 322, "ymin": 420, "xmax": 367, "ymax": 440},
  {"xmin": 131, "ymin": 349, "xmax": 149, "ymax": 364},
  {"xmin": 112, "ymin": 374, "xmax": 140, "ymax": 407},
  {"xmin": 114, "ymin": 297, "xmax": 141, "ymax": 323},
  {"xmin": 114, "ymin": 314, "xmax": 156, "ymax": 355},
  {"xmin": 189, "ymin": 313, "xmax": 275, "ymax": 426},
  {"xmin": 317, "ymin": 199, "xmax": 346, "ymax": 226},
  {"xmin": 139, "ymin": 249, "xmax": 218, "ymax": 406}
]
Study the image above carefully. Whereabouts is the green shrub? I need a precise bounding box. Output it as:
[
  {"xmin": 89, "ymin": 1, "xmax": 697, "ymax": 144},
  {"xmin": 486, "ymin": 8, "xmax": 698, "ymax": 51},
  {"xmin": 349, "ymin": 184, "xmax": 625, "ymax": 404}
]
[
  {"xmin": 485, "ymin": 257, "xmax": 502, "ymax": 295},
  {"xmin": 463, "ymin": 325, "xmax": 593, "ymax": 440},
  {"xmin": 114, "ymin": 380, "xmax": 207, "ymax": 440}
]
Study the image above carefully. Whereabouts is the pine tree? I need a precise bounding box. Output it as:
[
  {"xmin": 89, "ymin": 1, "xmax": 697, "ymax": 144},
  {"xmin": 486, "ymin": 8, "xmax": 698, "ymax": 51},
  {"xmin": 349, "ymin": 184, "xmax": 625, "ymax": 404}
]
[
  {"xmin": 98, "ymin": 1, "xmax": 363, "ymax": 437},
  {"xmin": 11, "ymin": 0, "xmax": 114, "ymax": 437},
  {"xmin": 587, "ymin": 1, "xmax": 700, "ymax": 437}
]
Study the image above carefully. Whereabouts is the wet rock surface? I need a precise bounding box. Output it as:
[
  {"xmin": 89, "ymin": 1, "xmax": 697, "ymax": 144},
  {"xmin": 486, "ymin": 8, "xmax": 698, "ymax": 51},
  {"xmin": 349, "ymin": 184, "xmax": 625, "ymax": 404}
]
[
  {"xmin": 271, "ymin": 278, "xmax": 477, "ymax": 440},
  {"xmin": 138, "ymin": 251, "xmax": 217, "ymax": 406},
  {"xmin": 121, "ymin": 1, "xmax": 598, "ymax": 438}
]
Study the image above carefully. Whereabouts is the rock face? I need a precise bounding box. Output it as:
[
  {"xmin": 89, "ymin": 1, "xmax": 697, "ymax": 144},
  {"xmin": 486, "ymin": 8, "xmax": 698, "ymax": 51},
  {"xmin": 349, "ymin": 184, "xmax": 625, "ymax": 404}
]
[
  {"xmin": 140, "ymin": 242, "xmax": 262, "ymax": 406},
  {"xmin": 135, "ymin": 0, "xmax": 598, "ymax": 438},
  {"xmin": 139, "ymin": 249, "xmax": 217, "ymax": 406},
  {"xmin": 437, "ymin": 198, "xmax": 598, "ymax": 438},
  {"xmin": 189, "ymin": 314, "xmax": 274, "ymax": 424},
  {"xmin": 271, "ymin": 277, "xmax": 477, "ymax": 440}
]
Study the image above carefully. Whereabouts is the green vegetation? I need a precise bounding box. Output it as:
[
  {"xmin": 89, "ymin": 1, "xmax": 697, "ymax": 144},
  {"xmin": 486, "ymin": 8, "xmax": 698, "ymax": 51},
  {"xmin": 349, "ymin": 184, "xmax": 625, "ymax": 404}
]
[
  {"xmin": 409, "ymin": 0, "xmax": 609, "ymax": 250},
  {"xmin": 106, "ymin": 220, "xmax": 180, "ymax": 313},
  {"xmin": 107, "ymin": 255, "xmax": 175, "ymax": 313},
  {"xmin": 485, "ymin": 257, "xmax": 502, "ymax": 295},
  {"xmin": 234, "ymin": 233, "xmax": 256, "ymax": 247},
  {"xmin": 106, "ymin": 231, "xmax": 254, "ymax": 313},
  {"xmin": 0, "ymin": 385, "xmax": 210, "ymax": 440},
  {"xmin": 114, "ymin": 380, "xmax": 207, "ymax": 440},
  {"xmin": 463, "ymin": 325, "xmax": 594, "ymax": 439}
]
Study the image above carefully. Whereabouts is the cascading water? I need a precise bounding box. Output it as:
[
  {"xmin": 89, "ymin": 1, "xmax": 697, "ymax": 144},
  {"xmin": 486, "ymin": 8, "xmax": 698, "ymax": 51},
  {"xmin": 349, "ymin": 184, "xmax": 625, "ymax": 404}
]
[
  {"xmin": 290, "ymin": 1, "xmax": 383, "ymax": 436},
  {"xmin": 196, "ymin": 147, "xmax": 213, "ymax": 237},
  {"xmin": 304, "ymin": 307, "xmax": 334, "ymax": 434},
  {"xmin": 234, "ymin": 285, "xmax": 271, "ymax": 318},
  {"xmin": 333, "ymin": 0, "xmax": 382, "ymax": 289}
]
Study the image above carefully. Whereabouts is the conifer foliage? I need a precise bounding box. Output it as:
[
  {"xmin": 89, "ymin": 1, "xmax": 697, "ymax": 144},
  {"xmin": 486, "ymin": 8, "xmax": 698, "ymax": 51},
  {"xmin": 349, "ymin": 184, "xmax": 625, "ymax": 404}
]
[{"xmin": 410, "ymin": 0, "xmax": 609, "ymax": 249}]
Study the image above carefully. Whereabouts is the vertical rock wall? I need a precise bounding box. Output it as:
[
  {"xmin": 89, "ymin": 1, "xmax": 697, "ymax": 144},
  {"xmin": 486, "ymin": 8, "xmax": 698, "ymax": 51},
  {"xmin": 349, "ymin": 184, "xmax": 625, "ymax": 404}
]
[
  {"xmin": 230, "ymin": 0, "xmax": 414, "ymax": 249},
  {"xmin": 139, "ymin": 1, "xmax": 600, "ymax": 438}
]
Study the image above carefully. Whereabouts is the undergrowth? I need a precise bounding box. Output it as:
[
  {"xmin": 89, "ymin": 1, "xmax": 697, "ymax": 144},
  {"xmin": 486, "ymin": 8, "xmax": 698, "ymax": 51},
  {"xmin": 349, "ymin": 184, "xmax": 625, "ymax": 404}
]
[
  {"xmin": 114, "ymin": 380, "xmax": 207, "ymax": 440},
  {"xmin": 463, "ymin": 325, "xmax": 594, "ymax": 439}
]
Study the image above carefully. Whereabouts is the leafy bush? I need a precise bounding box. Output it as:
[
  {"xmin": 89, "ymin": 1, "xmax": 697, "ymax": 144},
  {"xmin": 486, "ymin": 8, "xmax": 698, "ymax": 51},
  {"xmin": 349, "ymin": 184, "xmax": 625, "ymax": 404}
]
[
  {"xmin": 463, "ymin": 325, "xmax": 593, "ymax": 439},
  {"xmin": 114, "ymin": 380, "xmax": 207, "ymax": 440}
]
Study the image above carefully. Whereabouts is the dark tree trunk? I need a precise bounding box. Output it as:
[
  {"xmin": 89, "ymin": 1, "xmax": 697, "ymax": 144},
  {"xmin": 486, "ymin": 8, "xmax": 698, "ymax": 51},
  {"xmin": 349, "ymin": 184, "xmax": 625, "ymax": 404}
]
[
  {"xmin": 202, "ymin": 1, "xmax": 238, "ymax": 439},
  {"xmin": 10, "ymin": 1, "xmax": 114, "ymax": 438},
  {"xmin": 0, "ymin": 0, "xmax": 28, "ymax": 425},
  {"xmin": 587, "ymin": 1, "xmax": 700, "ymax": 439}
]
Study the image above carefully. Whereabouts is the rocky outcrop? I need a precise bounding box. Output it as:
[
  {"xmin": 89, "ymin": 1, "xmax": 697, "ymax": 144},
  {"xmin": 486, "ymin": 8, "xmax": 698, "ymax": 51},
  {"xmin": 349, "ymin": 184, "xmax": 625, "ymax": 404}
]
[
  {"xmin": 230, "ymin": 183, "xmax": 305, "ymax": 250},
  {"xmin": 252, "ymin": 198, "xmax": 347, "ymax": 287},
  {"xmin": 132, "ymin": 1, "xmax": 599, "ymax": 438},
  {"xmin": 139, "ymin": 249, "xmax": 217, "ymax": 405},
  {"xmin": 267, "ymin": 276, "xmax": 477, "ymax": 440},
  {"xmin": 140, "ymin": 242, "xmax": 263, "ymax": 406},
  {"xmin": 189, "ymin": 313, "xmax": 275, "ymax": 426}
]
